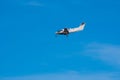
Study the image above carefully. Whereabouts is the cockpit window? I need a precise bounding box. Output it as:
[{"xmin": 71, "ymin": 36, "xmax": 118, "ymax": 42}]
[{"xmin": 57, "ymin": 29, "xmax": 63, "ymax": 32}]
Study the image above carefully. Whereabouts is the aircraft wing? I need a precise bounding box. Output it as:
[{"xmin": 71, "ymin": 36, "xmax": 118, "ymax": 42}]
[{"xmin": 68, "ymin": 23, "xmax": 85, "ymax": 33}]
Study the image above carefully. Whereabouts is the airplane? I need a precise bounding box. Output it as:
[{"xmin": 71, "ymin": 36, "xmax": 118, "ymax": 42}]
[{"xmin": 55, "ymin": 22, "xmax": 86, "ymax": 36}]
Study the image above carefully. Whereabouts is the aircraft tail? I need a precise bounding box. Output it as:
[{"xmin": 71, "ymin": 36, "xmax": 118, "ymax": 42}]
[
  {"xmin": 78, "ymin": 22, "xmax": 86, "ymax": 31},
  {"xmin": 68, "ymin": 22, "xmax": 86, "ymax": 33}
]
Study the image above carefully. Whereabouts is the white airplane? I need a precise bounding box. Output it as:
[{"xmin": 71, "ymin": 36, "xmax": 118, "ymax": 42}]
[{"xmin": 55, "ymin": 22, "xmax": 86, "ymax": 36}]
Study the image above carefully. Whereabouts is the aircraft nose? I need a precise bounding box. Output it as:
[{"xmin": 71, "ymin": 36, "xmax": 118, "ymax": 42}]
[{"xmin": 55, "ymin": 32, "xmax": 59, "ymax": 34}]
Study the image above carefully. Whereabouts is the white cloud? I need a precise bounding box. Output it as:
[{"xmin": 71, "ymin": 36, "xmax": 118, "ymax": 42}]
[
  {"xmin": 84, "ymin": 42, "xmax": 120, "ymax": 67},
  {"xmin": 1, "ymin": 71, "xmax": 120, "ymax": 80}
]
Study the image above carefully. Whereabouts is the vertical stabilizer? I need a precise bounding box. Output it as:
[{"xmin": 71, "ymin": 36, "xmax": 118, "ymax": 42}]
[{"xmin": 68, "ymin": 22, "xmax": 86, "ymax": 33}]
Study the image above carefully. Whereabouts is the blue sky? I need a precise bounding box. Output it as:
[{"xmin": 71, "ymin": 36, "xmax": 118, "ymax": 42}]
[{"xmin": 0, "ymin": 0, "xmax": 120, "ymax": 80}]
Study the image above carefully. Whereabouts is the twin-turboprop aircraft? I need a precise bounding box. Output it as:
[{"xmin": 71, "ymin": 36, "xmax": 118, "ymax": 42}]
[{"xmin": 55, "ymin": 22, "xmax": 86, "ymax": 36}]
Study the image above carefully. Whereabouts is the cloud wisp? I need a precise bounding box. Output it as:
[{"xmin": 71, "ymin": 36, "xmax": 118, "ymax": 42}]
[
  {"xmin": 84, "ymin": 42, "xmax": 120, "ymax": 67},
  {"xmin": 25, "ymin": 1, "xmax": 44, "ymax": 7},
  {"xmin": 1, "ymin": 71, "xmax": 120, "ymax": 80}
]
